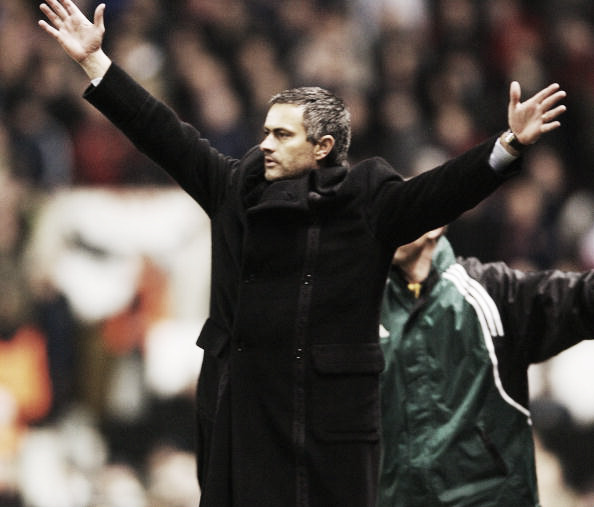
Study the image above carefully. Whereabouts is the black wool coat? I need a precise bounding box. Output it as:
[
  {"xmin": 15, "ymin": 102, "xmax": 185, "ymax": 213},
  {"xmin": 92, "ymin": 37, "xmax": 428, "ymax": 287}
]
[{"xmin": 85, "ymin": 64, "xmax": 521, "ymax": 507}]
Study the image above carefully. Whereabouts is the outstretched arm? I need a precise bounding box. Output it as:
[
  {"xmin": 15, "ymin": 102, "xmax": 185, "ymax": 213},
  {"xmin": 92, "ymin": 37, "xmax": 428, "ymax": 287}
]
[
  {"xmin": 39, "ymin": 0, "xmax": 234, "ymax": 216},
  {"xmin": 38, "ymin": 0, "xmax": 111, "ymax": 80},
  {"xmin": 503, "ymin": 81, "xmax": 566, "ymax": 153}
]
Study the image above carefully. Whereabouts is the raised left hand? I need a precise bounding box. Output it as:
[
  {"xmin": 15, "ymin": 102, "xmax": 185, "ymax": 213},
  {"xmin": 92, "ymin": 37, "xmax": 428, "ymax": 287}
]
[{"xmin": 507, "ymin": 81, "xmax": 567, "ymax": 145}]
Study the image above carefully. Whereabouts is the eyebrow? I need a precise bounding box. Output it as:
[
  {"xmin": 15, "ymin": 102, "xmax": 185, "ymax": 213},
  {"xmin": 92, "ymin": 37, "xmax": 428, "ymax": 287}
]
[{"xmin": 263, "ymin": 126, "xmax": 295, "ymax": 135}]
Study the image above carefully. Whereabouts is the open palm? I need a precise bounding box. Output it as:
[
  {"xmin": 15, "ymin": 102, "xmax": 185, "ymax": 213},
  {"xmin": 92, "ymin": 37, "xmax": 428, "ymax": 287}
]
[
  {"xmin": 507, "ymin": 81, "xmax": 566, "ymax": 145},
  {"xmin": 39, "ymin": 0, "xmax": 105, "ymax": 63}
]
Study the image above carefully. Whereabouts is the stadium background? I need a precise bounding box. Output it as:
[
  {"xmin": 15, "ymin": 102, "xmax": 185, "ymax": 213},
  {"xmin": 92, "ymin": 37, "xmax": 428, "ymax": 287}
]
[{"xmin": 2, "ymin": 0, "xmax": 594, "ymax": 505}]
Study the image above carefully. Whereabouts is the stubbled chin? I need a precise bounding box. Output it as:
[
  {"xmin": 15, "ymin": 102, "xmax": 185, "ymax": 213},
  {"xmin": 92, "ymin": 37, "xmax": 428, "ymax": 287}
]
[
  {"xmin": 266, "ymin": 168, "xmax": 316, "ymax": 182},
  {"xmin": 264, "ymin": 169, "xmax": 279, "ymax": 181}
]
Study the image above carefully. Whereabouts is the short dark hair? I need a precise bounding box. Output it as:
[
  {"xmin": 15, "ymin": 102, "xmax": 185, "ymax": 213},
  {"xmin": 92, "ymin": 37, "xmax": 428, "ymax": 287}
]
[{"xmin": 269, "ymin": 86, "xmax": 351, "ymax": 166}]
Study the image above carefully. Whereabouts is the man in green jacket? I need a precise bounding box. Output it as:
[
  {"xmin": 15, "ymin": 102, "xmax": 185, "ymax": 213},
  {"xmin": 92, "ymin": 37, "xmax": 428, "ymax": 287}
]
[{"xmin": 379, "ymin": 226, "xmax": 594, "ymax": 507}]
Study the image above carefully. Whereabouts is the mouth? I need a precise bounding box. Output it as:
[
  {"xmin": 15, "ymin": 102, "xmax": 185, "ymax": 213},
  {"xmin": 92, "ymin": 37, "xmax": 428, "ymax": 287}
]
[{"xmin": 264, "ymin": 156, "xmax": 277, "ymax": 168}]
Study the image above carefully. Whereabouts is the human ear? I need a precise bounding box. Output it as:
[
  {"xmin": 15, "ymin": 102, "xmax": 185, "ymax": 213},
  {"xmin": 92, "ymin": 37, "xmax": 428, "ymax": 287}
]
[{"xmin": 314, "ymin": 135, "xmax": 335, "ymax": 160}]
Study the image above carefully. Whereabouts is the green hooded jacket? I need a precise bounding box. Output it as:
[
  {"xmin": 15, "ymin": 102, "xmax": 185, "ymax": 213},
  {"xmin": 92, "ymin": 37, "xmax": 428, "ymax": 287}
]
[{"xmin": 379, "ymin": 237, "xmax": 594, "ymax": 507}]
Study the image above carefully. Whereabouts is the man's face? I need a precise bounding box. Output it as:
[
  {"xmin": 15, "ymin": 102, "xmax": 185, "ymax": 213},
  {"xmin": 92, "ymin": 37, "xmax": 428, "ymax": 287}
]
[{"xmin": 259, "ymin": 104, "xmax": 318, "ymax": 181}]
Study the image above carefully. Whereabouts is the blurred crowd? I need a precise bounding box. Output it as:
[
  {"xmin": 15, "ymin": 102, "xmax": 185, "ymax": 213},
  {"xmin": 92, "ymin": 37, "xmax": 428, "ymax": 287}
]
[{"xmin": 2, "ymin": 0, "xmax": 594, "ymax": 505}]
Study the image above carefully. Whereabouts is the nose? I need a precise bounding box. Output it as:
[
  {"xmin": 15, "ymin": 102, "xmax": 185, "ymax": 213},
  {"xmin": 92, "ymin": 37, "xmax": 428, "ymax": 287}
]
[{"xmin": 259, "ymin": 133, "xmax": 275, "ymax": 152}]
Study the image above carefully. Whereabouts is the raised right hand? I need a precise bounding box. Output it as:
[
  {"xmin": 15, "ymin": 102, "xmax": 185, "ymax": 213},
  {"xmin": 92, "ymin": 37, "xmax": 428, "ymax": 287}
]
[{"xmin": 38, "ymin": 0, "xmax": 106, "ymax": 67}]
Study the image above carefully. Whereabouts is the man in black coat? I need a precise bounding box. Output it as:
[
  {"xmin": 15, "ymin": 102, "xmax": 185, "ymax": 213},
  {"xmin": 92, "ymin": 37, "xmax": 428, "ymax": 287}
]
[{"xmin": 38, "ymin": 1, "xmax": 567, "ymax": 506}]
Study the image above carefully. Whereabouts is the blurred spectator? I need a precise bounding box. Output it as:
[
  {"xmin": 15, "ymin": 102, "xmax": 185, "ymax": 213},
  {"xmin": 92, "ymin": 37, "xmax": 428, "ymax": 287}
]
[
  {"xmin": 290, "ymin": 7, "xmax": 373, "ymax": 92},
  {"xmin": 5, "ymin": 90, "xmax": 74, "ymax": 188},
  {"xmin": 23, "ymin": 188, "xmax": 209, "ymax": 468},
  {"xmin": 166, "ymin": 26, "xmax": 252, "ymax": 158},
  {"xmin": 376, "ymin": 89, "xmax": 431, "ymax": 176},
  {"xmin": 485, "ymin": 0, "xmax": 545, "ymax": 86},
  {"xmin": 496, "ymin": 176, "xmax": 550, "ymax": 269},
  {"xmin": 555, "ymin": 190, "xmax": 594, "ymax": 268},
  {"xmin": 235, "ymin": 32, "xmax": 291, "ymax": 125},
  {"xmin": 0, "ymin": 0, "xmax": 38, "ymax": 98},
  {"xmin": 146, "ymin": 445, "xmax": 200, "ymax": 507}
]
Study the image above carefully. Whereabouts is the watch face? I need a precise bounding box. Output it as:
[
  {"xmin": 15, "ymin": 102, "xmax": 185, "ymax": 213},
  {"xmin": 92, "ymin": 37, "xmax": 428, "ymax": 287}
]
[{"xmin": 505, "ymin": 131, "xmax": 523, "ymax": 151}]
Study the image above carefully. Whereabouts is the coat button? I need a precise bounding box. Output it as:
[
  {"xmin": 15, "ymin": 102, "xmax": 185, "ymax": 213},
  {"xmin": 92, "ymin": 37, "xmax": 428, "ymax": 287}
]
[
  {"xmin": 308, "ymin": 191, "xmax": 321, "ymax": 202},
  {"xmin": 303, "ymin": 273, "xmax": 312, "ymax": 285}
]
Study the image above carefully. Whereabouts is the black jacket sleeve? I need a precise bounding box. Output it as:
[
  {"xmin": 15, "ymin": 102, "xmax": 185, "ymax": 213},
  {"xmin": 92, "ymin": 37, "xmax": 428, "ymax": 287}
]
[
  {"xmin": 83, "ymin": 63, "xmax": 238, "ymax": 217},
  {"xmin": 368, "ymin": 136, "xmax": 522, "ymax": 249},
  {"xmin": 462, "ymin": 257, "xmax": 594, "ymax": 363}
]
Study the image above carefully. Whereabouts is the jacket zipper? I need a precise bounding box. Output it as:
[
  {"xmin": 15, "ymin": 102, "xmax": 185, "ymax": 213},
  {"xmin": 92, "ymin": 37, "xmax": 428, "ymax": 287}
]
[{"xmin": 294, "ymin": 219, "xmax": 320, "ymax": 507}]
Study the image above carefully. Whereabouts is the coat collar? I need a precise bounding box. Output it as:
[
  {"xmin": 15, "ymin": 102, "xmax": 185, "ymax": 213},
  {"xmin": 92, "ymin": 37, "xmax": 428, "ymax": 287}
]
[
  {"xmin": 242, "ymin": 161, "xmax": 349, "ymax": 215},
  {"xmin": 432, "ymin": 237, "xmax": 456, "ymax": 274}
]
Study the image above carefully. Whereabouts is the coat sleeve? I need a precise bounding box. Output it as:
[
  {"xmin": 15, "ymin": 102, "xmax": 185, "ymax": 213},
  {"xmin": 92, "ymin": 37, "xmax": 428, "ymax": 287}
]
[
  {"xmin": 368, "ymin": 135, "xmax": 521, "ymax": 249},
  {"xmin": 462, "ymin": 257, "xmax": 594, "ymax": 364},
  {"xmin": 83, "ymin": 63, "xmax": 238, "ymax": 218}
]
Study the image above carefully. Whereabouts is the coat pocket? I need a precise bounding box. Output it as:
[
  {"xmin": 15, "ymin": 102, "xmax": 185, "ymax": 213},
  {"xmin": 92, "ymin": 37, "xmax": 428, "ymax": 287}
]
[
  {"xmin": 196, "ymin": 318, "xmax": 230, "ymax": 357},
  {"xmin": 195, "ymin": 318, "xmax": 230, "ymax": 422},
  {"xmin": 310, "ymin": 343, "xmax": 384, "ymax": 442}
]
